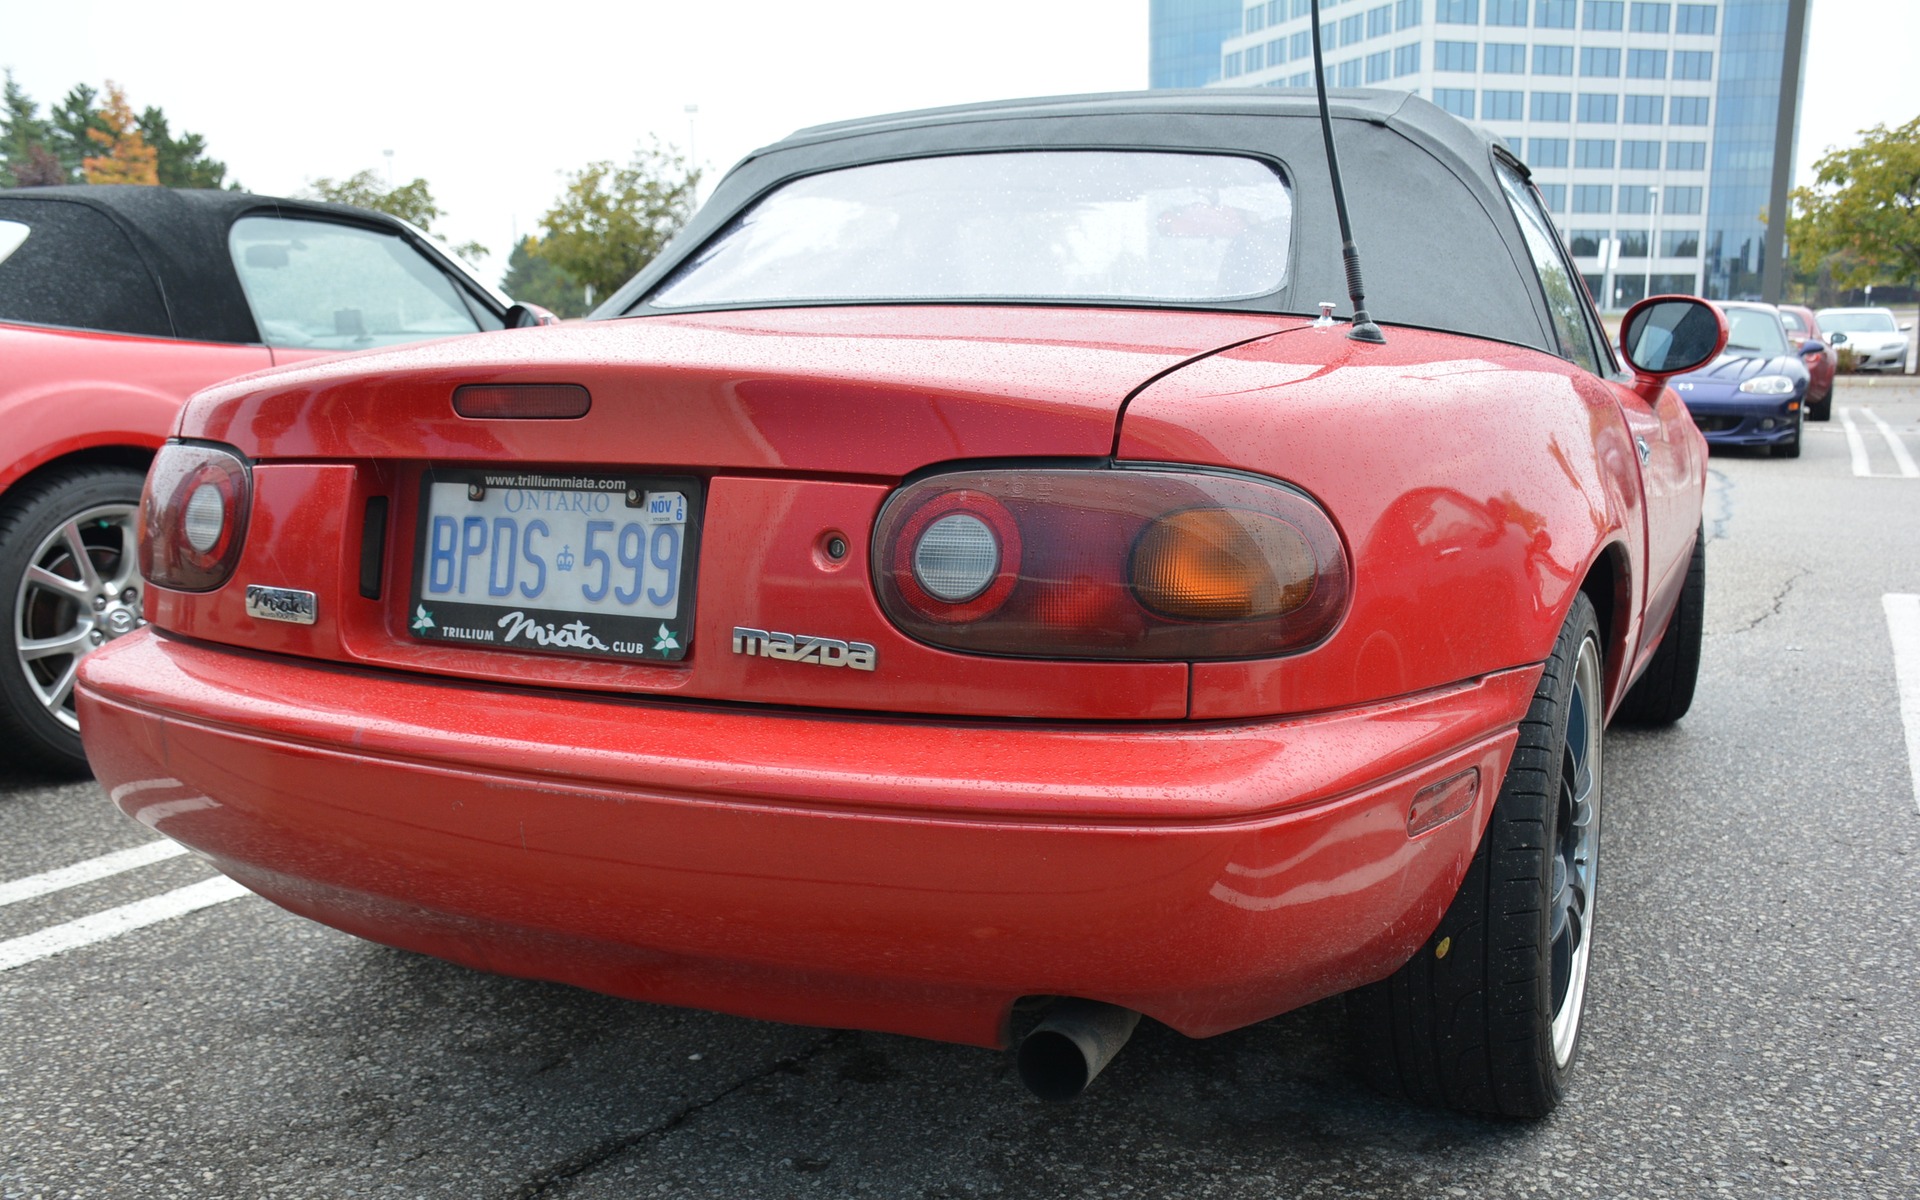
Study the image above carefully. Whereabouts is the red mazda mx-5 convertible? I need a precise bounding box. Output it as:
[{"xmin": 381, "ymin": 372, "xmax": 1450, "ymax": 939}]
[{"xmin": 77, "ymin": 90, "xmax": 1725, "ymax": 1117}]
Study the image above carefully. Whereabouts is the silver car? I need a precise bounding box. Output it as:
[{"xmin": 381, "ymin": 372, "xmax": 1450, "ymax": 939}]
[{"xmin": 1815, "ymin": 306, "xmax": 1912, "ymax": 372}]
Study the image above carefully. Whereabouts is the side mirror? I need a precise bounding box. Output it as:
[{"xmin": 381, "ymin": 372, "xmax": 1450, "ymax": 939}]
[
  {"xmin": 503, "ymin": 302, "xmax": 561, "ymax": 329},
  {"xmin": 1830, "ymin": 331, "xmax": 1849, "ymax": 345},
  {"xmin": 1799, "ymin": 339, "xmax": 1826, "ymax": 357},
  {"xmin": 1619, "ymin": 295, "xmax": 1728, "ymax": 388},
  {"xmin": 1902, "ymin": 322, "xmax": 1914, "ymax": 332}
]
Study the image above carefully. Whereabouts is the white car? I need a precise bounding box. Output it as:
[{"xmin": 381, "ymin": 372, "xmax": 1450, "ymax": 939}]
[{"xmin": 1815, "ymin": 306, "xmax": 1912, "ymax": 372}]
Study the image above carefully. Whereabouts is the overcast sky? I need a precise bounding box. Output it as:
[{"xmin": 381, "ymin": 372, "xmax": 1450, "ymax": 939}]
[{"xmin": 3, "ymin": 0, "xmax": 1912, "ymax": 283}]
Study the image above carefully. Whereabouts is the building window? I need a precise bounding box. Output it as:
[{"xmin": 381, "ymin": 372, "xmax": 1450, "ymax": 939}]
[
  {"xmin": 1537, "ymin": 0, "xmax": 1576, "ymax": 25},
  {"xmin": 1616, "ymin": 230, "xmax": 1649, "ymax": 257},
  {"xmin": 1397, "ymin": 0, "xmax": 1424, "ymax": 29},
  {"xmin": 1618, "ymin": 185, "xmax": 1655, "ymax": 214},
  {"xmin": 1246, "ymin": 4, "xmax": 1266, "ymax": 34},
  {"xmin": 1290, "ymin": 71, "xmax": 1313, "ymax": 86},
  {"xmin": 1650, "ymin": 271, "xmax": 1697, "ymax": 293},
  {"xmin": 1436, "ymin": 0, "xmax": 1479, "ymax": 23},
  {"xmin": 1530, "ymin": 137, "xmax": 1570, "ymax": 166},
  {"xmin": 1630, "ymin": 2, "xmax": 1671, "ymax": 31},
  {"xmin": 1662, "ymin": 229, "xmax": 1700, "ymax": 257},
  {"xmin": 1267, "ymin": 38, "xmax": 1287, "ymax": 66},
  {"xmin": 1673, "ymin": 50, "xmax": 1713, "ymax": 80},
  {"xmin": 1578, "ymin": 93, "xmax": 1618, "ymax": 123},
  {"xmin": 1667, "ymin": 140, "xmax": 1706, "ymax": 170},
  {"xmin": 1292, "ymin": 31, "xmax": 1312, "ymax": 59},
  {"xmin": 1576, "ymin": 139, "xmax": 1615, "ymax": 168},
  {"xmin": 1434, "ymin": 88, "xmax": 1477, "ymax": 117},
  {"xmin": 1340, "ymin": 14, "xmax": 1364, "ymax": 44},
  {"xmin": 1487, "ymin": 0, "xmax": 1529, "ymax": 24},
  {"xmin": 1366, "ymin": 50, "xmax": 1392, "ymax": 81},
  {"xmin": 1395, "ymin": 42, "xmax": 1423, "ymax": 75},
  {"xmin": 1369, "ymin": 4, "xmax": 1395, "ymax": 37},
  {"xmin": 1676, "ymin": 3, "xmax": 1715, "ymax": 34},
  {"xmin": 1573, "ymin": 184, "xmax": 1613, "ymax": 213},
  {"xmin": 1268, "ymin": 0, "xmax": 1283, "ymax": 21},
  {"xmin": 1246, "ymin": 44, "xmax": 1265, "ymax": 71},
  {"xmin": 1538, "ymin": 184, "xmax": 1567, "ymax": 212},
  {"xmin": 1436, "ymin": 40, "xmax": 1478, "ymax": 70},
  {"xmin": 1339, "ymin": 58, "xmax": 1363, "ymax": 85},
  {"xmin": 1665, "ymin": 186, "xmax": 1703, "ymax": 214},
  {"xmin": 1624, "ymin": 95, "xmax": 1664, "ymax": 124},
  {"xmin": 1534, "ymin": 45, "xmax": 1573, "ymax": 75},
  {"xmin": 1294, "ymin": 0, "xmax": 1313, "ymax": 16},
  {"xmin": 1569, "ymin": 229, "xmax": 1604, "ymax": 256},
  {"xmin": 1627, "ymin": 49, "xmax": 1667, "ymax": 79},
  {"xmin": 1224, "ymin": 51, "xmax": 1243, "ymax": 77},
  {"xmin": 1486, "ymin": 43, "xmax": 1526, "ymax": 72},
  {"xmin": 1482, "ymin": 90, "xmax": 1525, "ymax": 120},
  {"xmin": 1580, "ymin": 47, "xmax": 1620, "ymax": 76},
  {"xmin": 1583, "ymin": 0, "xmax": 1624, "ymax": 30},
  {"xmin": 1621, "ymin": 140, "xmax": 1660, "ymax": 169},
  {"xmin": 1531, "ymin": 91, "xmax": 1573, "ymax": 121},
  {"xmin": 1670, "ymin": 96, "xmax": 1710, "ymax": 125}
]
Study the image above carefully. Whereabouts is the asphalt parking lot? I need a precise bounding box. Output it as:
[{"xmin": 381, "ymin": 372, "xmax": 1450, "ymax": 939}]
[{"xmin": 3, "ymin": 377, "xmax": 1917, "ymax": 1199}]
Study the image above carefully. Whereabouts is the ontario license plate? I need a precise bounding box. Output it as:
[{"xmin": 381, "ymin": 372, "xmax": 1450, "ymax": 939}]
[{"xmin": 406, "ymin": 469, "xmax": 701, "ymax": 661}]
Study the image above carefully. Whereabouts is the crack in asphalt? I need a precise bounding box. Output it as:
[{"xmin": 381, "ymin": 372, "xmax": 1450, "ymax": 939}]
[
  {"xmin": 502, "ymin": 1030, "xmax": 848, "ymax": 1198},
  {"xmin": 1729, "ymin": 567, "xmax": 1809, "ymax": 634}
]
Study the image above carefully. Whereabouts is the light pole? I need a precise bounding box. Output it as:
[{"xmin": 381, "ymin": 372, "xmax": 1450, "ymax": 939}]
[
  {"xmin": 382, "ymin": 148, "xmax": 394, "ymax": 189},
  {"xmin": 1645, "ymin": 186, "xmax": 1659, "ymax": 301}
]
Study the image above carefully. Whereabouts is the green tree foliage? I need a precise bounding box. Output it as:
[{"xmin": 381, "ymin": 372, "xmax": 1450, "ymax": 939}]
[
  {"xmin": 1, "ymin": 71, "xmax": 61, "ymax": 186},
  {"xmin": 1789, "ymin": 116, "xmax": 1920, "ymax": 289},
  {"xmin": 303, "ymin": 169, "xmax": 487, "ymax": 264},
  {"xmin": 2, "ymin": 76, "xmax": 228, "ymax": 188},
  {"xmin": 500, "ymin": 236, "xmax": 589, "ymax": 317},
  {"xmin": 536, "ymin": 140, "xmax": 699, "ymax": 304}
]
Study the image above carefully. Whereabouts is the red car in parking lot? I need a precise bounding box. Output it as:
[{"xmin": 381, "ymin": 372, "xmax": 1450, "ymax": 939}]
[
  {"xmin": 0, "ymin": 186, "xmax": 530, "ymax": 772},
  {"xmin": 1777, "ymin": 303, "xmax": 1835, "ymax": 420},
  {"xmin": 78, "ymin": 91, "xmax": 1726, "ymax": 1117}
]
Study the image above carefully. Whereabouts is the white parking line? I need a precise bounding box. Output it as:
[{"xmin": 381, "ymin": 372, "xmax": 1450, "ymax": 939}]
[
  {"xmin": 0, "ymin": 840, "xmax": 189, "ymax": 908},
  {"xmin": 1839, "ymin": 407, "xmax": 1874, "ymax": 476},
  {"xmin": 0, "ymin": 876, "xmax": 250, "ymax": 973},
  {"xmin": 1887, "ymin": 595, "xmax": 1920, "ymax": 814},
  {"xmin": 1860, "ymin": 407, "xmax": 1920, "ymax": 478}
]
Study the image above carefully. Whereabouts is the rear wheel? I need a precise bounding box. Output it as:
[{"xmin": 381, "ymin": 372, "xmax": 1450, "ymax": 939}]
[
  {"xmin": 1808, "ymin": 391, "xmax": 1832, "ymax": 422},
  {"xmin": 0, "ymin": 466, "xmax": 147, "ymax": 775},
  {"xmin": 1348, "ymin": 593, "xmax": 1603, "ymax": 1118}
]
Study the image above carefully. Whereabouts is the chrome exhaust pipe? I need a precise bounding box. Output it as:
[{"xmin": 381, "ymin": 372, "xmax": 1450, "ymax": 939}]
[{"xmin": 1016, "ymin": 999, "xmax": 1141, "ymax": 1102}]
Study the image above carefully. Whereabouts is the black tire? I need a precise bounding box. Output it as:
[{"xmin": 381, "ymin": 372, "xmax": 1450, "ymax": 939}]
[
  {"xmin": 1808, "ymin": 393, "xmax": 1832, "ymax": 422},
  {"xmin": 1614, "ymin": 526, "xmax": 1705, "ymax": 725},
  {"xmin": 1348, "ymin": 592, "xmax": 1603, "ymax": 1119},
  {"xmin": 0, "ymin": 465, "xmax": 147, "ymax": 775},
  {"xmin": 1773, "ymin": 406, "xmax": 1803, "ymax": 458}
]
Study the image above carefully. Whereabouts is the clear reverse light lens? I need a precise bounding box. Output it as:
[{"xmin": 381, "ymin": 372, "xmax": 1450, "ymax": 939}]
[
  {"xmin": 913, "ymin": 513, "xmax": 999, "ymax": 601},
  {"xmin": 182, "ymin": 483, "xmax": 226, "ymax": 552},
  {"xmin": 1738, "ymin": 374, "xmax": 1796, "ymax": 395}
]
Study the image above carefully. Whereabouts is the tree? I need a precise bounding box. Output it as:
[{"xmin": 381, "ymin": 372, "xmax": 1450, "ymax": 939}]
[
  {"xmin": 48, "ymin": 84, "xmax": 102, "ymax": 181},
  {"xmin": 500, "ymin": 236, "xmax": 589, "ymax": 317},
  {"xmin": 1789, "ymin": 116, "xmax": 1920, "ymax": 290},
  {"xmin": 1, "ymin": 70, "xmax": 60, "ymax": 187},
  {"xmin": 536, "ymin": 140, "xmax": 699, "ymax": 305},
  {"xmin": 303, "ymin": 169, "xmax": 487, "ymax": 263},
  {"xmin": 82, "ymin": 82, "xmax": 159, "ymax": 185},
  {"xmin": 137, "ymin": 106, "xmax": 229, "ymax": 189}
]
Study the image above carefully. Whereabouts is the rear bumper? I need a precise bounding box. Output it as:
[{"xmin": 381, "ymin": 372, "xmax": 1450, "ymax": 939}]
[{"xmin": 78, "ymin": 630, "xmax": 1536, "ymax": 1047}]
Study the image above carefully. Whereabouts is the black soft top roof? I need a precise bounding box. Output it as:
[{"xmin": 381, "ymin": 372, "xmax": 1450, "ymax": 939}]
[
  {"xmin": 600, "ymin": 89, "xmax": 1560, "ymax": 355},
  {"xmin": 0, "ymin": 186, "xmax": 445, "ymax": 343}
]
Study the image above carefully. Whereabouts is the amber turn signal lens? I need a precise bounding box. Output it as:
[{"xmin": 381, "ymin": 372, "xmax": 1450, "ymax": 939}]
[{"xmin": 1131, "ymin": 508, "xmax": 1316, "ymax": 620}]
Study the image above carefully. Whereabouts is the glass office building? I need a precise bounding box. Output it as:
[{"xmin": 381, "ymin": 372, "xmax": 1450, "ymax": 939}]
[
  {"xmin": 1195, "ymin": 0, "xmax": 1808, "ymax": 304},
  {"xmin": 1151, "ymin": 0, "xmax": 1249, "ymax": 89}
]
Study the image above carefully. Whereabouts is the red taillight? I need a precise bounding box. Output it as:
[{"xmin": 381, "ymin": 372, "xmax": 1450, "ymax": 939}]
[
  {"xmin": 872, "ymin": 467, "xmax": 1348, "ymax": 660},
  {"xmin": 139, "ymin": 442, "xmax": 251, "ymax": 592},
  {"xmin": 452, "ymin": 384, "xmax": 591, "ymax": 419}
]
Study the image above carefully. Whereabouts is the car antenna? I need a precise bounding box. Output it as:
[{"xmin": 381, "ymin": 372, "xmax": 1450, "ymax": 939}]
[{"xmin": 1307, "ymin": 0, "xmax": 1385, "ymax": 344}]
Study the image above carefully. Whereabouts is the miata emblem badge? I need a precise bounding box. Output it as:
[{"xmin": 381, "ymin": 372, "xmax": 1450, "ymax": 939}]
[{"xmin": 732, "ymin": 626, "xmax": 877, "ymax": 671}]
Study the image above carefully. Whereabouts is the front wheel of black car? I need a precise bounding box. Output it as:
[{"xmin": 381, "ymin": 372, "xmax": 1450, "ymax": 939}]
[
  {"xmin": 1774, "ymin": 406, "xmax": 1804, "ymax": 458},
  {"xmin": 1348, "ymin": 593, "xmax": 1603, "ymax": 1119},
  {"xmin": 0, "ymin": 466, "xmax": 148, "ymax": 775}
]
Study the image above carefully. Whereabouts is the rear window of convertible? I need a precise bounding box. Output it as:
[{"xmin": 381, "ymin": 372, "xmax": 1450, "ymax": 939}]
[{"xmin": 648, "ymin": 150, "xmax": 1293, "ymax": 308}]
